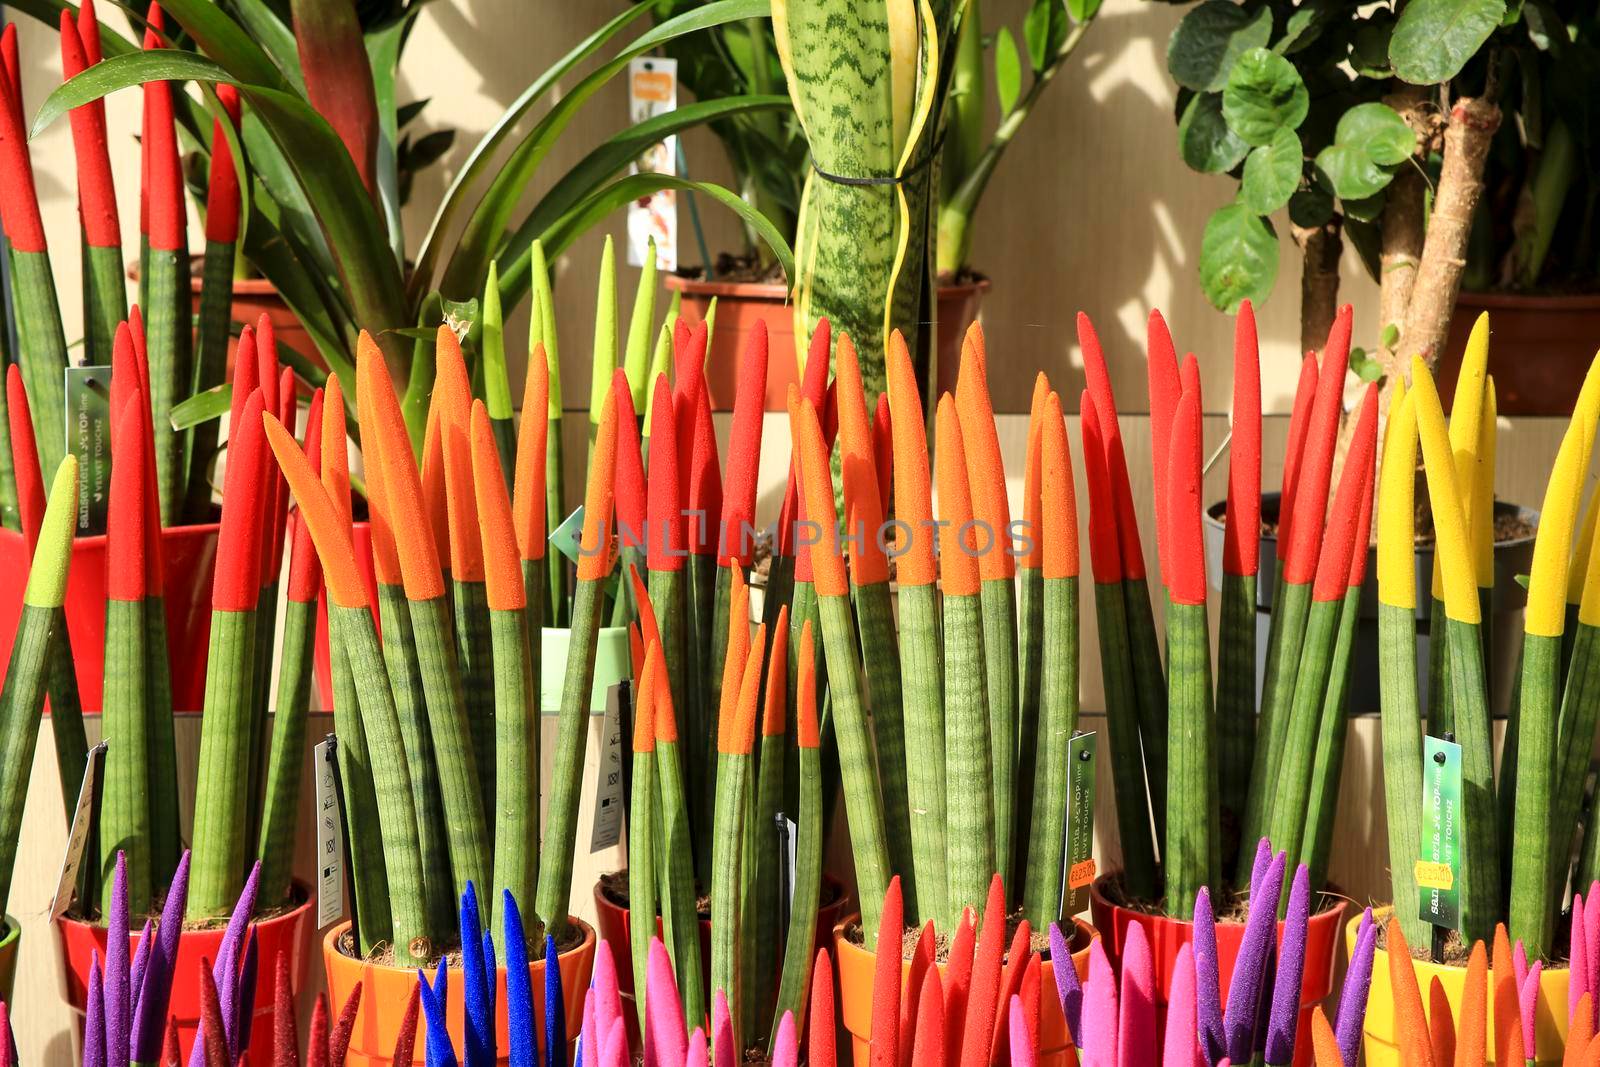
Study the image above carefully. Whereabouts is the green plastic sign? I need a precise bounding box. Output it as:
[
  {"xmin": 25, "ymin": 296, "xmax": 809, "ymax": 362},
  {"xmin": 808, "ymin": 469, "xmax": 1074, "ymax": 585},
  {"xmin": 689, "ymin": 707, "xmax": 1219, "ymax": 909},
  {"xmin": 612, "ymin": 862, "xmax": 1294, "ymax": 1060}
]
[{"xmin": 1417, "ymin": 734, "xmax": 1463, "ymax": 932}]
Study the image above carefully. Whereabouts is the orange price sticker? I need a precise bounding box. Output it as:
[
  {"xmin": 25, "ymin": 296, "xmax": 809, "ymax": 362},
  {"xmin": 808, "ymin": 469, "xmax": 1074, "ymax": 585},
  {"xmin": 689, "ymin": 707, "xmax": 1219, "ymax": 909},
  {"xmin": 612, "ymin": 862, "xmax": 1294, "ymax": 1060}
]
[
  {"xmin": 1068, "ymin": 859, "xmax": 1097, "ymax": 891},
  {"xmin": 1414, "ymin": 860, "xmax": 1453, "ymax": 892}
]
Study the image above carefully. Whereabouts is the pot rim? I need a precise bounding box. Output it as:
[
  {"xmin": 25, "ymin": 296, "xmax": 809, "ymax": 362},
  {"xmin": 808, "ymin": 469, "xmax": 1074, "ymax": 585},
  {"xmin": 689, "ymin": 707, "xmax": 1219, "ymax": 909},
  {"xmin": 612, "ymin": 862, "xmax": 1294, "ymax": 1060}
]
[
  {"xmin": 829, "ymin": 910, "xmax": 1098, "ymax": 962},
  {"xmin": 321, "ymin": 913, "xmax": 596, "ymax": 974},
  {"xmin": 0, "ymin": 519, "xmax": 221, "ymax": 550},
  {"xmin": 56, "ymin": 877, "xmax": 315, "ymax": 934},
  {"xmin": 1088, "ymin": 870, "xmax": 1351, "ymax": 926},
  {"xmin": 1347, "ymin": 905, "xmax": 1572, "ymax": 975},
  {"xmin": 663, "ymin": 272, "xmax": 993, "ymax": 300},
  {"xmin": 593, "ymin": 870, "xmax": 847, "ymax": 916},
  {"xmin": 1200, "ymin": 494, "xmax": 1540, "ymax": 550}
]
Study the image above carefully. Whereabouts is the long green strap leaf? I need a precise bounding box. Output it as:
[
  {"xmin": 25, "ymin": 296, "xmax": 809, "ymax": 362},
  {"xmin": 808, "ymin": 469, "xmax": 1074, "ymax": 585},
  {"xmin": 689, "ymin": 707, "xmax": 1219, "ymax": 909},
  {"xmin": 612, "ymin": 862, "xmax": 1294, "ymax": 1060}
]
[
  {"xmin": 944, "ymin": 590, "xmax": 995, "ymax": 922},
  {"xmin": 102, "ymin": 597, "xmax": 152, "ymax": 914},
  {"xmin": 257, "ymin": 596, "xmax": 317, "ymax": 905},
  {"xmin": 1165, "ymin": 600, "xmax": 1217, "ymax": 917},
  {"xmin": 854, "ymin": 578, "xmax": 910, "ymax": 905},
  {"xmin": 1023, "ymin": 575, "xmax": 1079, "ymax": 927},
  {"xmin": 1238, "ymin": 574, "xmax": 1310, "ymax": 883},
  {"xmin": 1092, "ymin": 580, "xmax": 1158, "ymax": 900},
  {"xmin": 897, "ymin": 582, "xmax": 946, "ymax": 928},
  {"xmin": 1215, "ymin": 571, "xmax": 1256, "ymax": 869},
  {"xmin": 490, "ymin": 607, "xmax": 537, "ymax": 944}
]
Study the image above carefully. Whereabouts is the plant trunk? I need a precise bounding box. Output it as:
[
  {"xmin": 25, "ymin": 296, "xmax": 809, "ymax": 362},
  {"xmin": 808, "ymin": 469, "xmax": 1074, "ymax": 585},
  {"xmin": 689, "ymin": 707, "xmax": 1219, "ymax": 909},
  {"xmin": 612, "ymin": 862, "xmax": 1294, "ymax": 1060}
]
[
  {"xmin": 1396, "ymin": 94, "xmax": 1502, "ymax": 369},
  {"xmin": 1294, "ymin": 217, "xmax": 1343, "ymax": 356},
  {"xmin": 1378, "ymin": 85, "xmax": 1434, "ymax": 386}
]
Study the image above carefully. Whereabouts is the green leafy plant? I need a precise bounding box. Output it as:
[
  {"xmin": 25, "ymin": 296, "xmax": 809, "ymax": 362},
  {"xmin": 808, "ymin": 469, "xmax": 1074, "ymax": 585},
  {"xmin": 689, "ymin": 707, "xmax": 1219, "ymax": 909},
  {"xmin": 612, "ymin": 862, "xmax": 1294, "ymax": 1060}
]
[{"xmin": 29, "ymin": 0, "xmax": 793, "ymax": 451}]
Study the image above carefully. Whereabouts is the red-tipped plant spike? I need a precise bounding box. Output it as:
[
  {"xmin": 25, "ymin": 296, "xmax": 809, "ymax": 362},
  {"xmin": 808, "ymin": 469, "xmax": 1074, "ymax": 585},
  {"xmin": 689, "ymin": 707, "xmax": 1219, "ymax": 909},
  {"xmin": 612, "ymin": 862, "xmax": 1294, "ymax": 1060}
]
[
  {"xmin": 720, "ymin": 320, "xmax": 767, "ymax": 565},
  {"xmin": 1225, "ymin": 300, "xmax": 1262, "ymax": 578},
  {"xmin": 1146, "ymin": 310, "xmax": 1181, "ymax": 580},
  {"xmin": 203, "ymin": 85, "xmax": 243, "ymax": 244},
  {"xmin": 59, "ymin": 8, "xmax": 118, "ymax": 248},
  {"xmin": 646, "ymin": 375, "xmax": 683, "ymax": 572},
  {"xmin": 1284, "ymin": 306, "xmax": 1353, "ymax": 585},
  {"xmin": 1278, "ymin": 353, "xmax": 1319, "ymax": 549},
  {"xmin": 1167, "ymin": 374, "xmax": 1206, "ymax": 607},
  {"xmin": 6, "ymin": 366, "xmax": 44, "ymax": 546}
]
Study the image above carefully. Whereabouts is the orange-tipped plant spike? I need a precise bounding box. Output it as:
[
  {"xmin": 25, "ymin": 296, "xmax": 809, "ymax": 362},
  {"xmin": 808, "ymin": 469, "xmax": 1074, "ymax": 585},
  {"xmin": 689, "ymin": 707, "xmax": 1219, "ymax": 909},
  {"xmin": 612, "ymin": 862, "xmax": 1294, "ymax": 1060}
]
[
  {"xmin": 1454, "ymin": 942, "xmax": 1488, "ymax": 1067},
  {"xmin": 1387, "ymin": 919, "xmax": 1435, "ymax": 1067},
  {"xmin": 1428, "ymin": 977, "xmax": 1455, "ymax": 1065},
  {"xmin": 1493, "ymin": 925, "xmax": 1526, "ymax": 1066}
]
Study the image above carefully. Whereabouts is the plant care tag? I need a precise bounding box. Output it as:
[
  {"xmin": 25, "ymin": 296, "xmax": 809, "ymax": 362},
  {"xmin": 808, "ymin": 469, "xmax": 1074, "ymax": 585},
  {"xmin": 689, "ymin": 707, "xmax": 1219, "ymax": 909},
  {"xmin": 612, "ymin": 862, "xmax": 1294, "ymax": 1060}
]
[
  {"xmin": 314, "ymin": 734, "xmax": 347, "ymax": 929},
  {"xmin": 1417, "ymin": 734, "xmax": 1463, "ymax": 932},
  {"xmin": 626, "ymin": 57, "xmax": 678, "ymax": 271},
  {"xmin": 550, "ymin": 504, "xmax": 586, "ymax": 564},
  {"xmin": 51, "ymin": 741, "xmax": 107, "ymax": 921},
  {"xmin": 590, "ymin": 681, "xmax": 627, "ymax": 854},
  {"xmin": 1061, "ymin": 730, "xmax": 1099, "ymax": 915},
  {"xmin": 64, "ymin": 365, "xmax": 112, "ymax": 534}
]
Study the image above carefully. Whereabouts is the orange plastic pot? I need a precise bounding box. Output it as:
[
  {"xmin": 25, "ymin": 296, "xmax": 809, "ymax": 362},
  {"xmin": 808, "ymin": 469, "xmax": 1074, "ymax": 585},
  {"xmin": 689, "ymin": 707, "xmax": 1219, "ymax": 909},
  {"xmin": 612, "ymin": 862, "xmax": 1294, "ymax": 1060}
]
[
  {"xmin": 0, "ymin": 522, "xmax": 219, "ymax": 712},
  {"xmin": 322, "ymin": 916, "xmax": 596, "ymax": 1066},
  {"xmin": 591, "ymin": 874, "xmax": 847, "ymax": 1045},
  {"xmin": 664, "ymin": 275, "xmax": 990, "ymax": 410},
  {"xmin": 1089, "ymin": 875, "xmax": 1347, "ymax": 1067},
  {"xmin": 188, "ymin": 270, "xmax": 321, "ymax": 377},
  {"xmin": 56, "ymin": 886, "xmax": 314, "ymax": 1062},
  {"xmin": 834, "ymin": 912, "xmax": 1097, "ymax": 1067},
  {"xmin": 1352, "ymin": 909, "xmax": 1569, "ymax": 1065}
]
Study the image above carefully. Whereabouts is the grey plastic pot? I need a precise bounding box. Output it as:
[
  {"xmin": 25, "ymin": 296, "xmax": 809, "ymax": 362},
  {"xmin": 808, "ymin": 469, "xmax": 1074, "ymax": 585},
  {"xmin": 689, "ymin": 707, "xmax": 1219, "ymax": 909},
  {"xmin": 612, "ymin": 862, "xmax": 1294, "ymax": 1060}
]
[{"xmin": 1201, "ymin": 492, "xmax": 1537, "ymax": 716}]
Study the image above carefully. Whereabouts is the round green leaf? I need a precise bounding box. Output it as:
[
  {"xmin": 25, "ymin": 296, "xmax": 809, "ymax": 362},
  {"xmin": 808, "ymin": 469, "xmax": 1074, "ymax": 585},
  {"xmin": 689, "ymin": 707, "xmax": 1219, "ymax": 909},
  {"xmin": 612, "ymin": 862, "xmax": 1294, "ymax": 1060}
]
[
  {"xmin": 1178, "ymin": 91, "xmax": 1250, "ymax": 173},
  {"xmin": 1289, "ymin": 187, "xmax": 1334, "ymax": 227},
  {"xmin": 1341, "ymin": 190, "xmax": 1387, "ymax": 222},
  {"xmin": 1277, "ymin": 0, "xmax": 1334, "ymax": 54},
  {"xmin": 1334, "ymin": 102, "xmax": 1416, "ymax": 165},
  {"xmin": 1167, "ymin": 1, "xmax": 1273, "ymax": 92},
  {"xmin": 995, "ymin": 26, "xmax": 1023, "ymax": 117},
  {"xmin": 1389, "ymin": 0, "xmax": 1506, "ymax": 84},
  {"xmin": 1349, "ymin": 14, "xmax": 1396, "ymax": 76},
  {"xmin": 1313, "ymin": 142, "xmax": 1395, "ymax": 200},
  {"xmin": 1240, "ymin": 126, "xmax": 1303, "ymax": 213},
  {"xmin": 1222, "ymin": 48, "xmax": 1309, "ymax": 145},
  {"xmin": 1200, "ymin": 202, "xmax": 1279, "ymax": 311}
]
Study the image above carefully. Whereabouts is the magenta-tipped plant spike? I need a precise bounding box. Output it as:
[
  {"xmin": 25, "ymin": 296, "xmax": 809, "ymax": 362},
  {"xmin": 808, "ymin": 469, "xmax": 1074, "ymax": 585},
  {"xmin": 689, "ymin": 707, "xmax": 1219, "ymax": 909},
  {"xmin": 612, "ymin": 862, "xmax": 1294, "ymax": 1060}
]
[
  {"xmin": 1117, "ymin": 921, "xmax": 1156, "ymax": 1067},
  {"xmin": 592, "ymin": 941, "xmax": 622, "ymax": 1045},
  {"xmin": 645, "ymin": 939, "xmax": 686, "ymax": 1067},
  {"xmin": 1263, "ymin": 864, "xmax": 1310, "ymax": 1065},
  {"xmin": 1010, "ymin": 996, "xmax": 1038, "ymax": 1067},
  {"xmin": 1573, "ymin": 895, "xmax": 1590, "ymax": 1025},
  {"xmin": 1163, "ymin": 942, "xmax": 1198, "ymax": 1067},
  {"xmin": 712, "ymin": 989, "xmax": 735, "ymax": 1067},
  {"xmin": 1521, "ymin": 961, "xmax": 1542, "ymax": 1059},
  {"xmin": 1081, "ymin": 938, "xmax": 1118, "ymax": 1067},
  {"xmin": 685, "ymin": 1027, "xmax": 708, "ymax": 1067},
  {"xmin": 773, "ymin": 1011, "xmax": 798, "ymax": 1067}
]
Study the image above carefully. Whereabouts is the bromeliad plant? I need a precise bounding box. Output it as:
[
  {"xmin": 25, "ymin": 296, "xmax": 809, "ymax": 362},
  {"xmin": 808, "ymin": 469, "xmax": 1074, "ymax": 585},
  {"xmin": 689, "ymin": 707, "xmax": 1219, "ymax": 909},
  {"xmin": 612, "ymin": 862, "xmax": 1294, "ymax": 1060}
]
[
  {"xmin": 31, "ymin": 0, "xmax": 793, "ymax": 450},
  {"xmin": 1079, "ymin": 303, "xmax": 1379, "ymax": 918},
  {"xmin": 1378, "ymin": 341, "xmax": 1600, "ymax": 959}
]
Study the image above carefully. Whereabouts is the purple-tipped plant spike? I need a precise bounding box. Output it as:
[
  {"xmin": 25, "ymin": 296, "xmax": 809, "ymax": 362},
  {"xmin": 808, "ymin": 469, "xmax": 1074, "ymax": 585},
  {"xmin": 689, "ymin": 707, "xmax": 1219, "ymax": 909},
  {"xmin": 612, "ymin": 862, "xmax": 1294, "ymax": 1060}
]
[
  {"xmin": 1223, "ymin": 847, "xmax": 1286, "ymax": 1063},
  {"xmin": 1263, "ymin": 864, "xmax": 1310, "ymax": 1065},
  {"xmin": 1048, "ymin": 922, "xmax": 1084, "ymax": 1044},
  {"xmin": 1192, "ymin": 887, "xmax": 1225, "ymax": 1066}
]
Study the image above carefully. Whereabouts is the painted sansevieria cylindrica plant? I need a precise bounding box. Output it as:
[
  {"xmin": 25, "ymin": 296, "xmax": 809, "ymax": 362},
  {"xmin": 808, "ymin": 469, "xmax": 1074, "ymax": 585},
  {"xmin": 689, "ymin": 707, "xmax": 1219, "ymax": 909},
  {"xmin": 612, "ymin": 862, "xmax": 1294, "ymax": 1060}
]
[
  {"xmin": 1379, "ymin": 325, "xmax": 1600, "ymax": 961},
  {"xmin": 1078, "ymin": 301, "xmax": 1378, "ymax": 918}
]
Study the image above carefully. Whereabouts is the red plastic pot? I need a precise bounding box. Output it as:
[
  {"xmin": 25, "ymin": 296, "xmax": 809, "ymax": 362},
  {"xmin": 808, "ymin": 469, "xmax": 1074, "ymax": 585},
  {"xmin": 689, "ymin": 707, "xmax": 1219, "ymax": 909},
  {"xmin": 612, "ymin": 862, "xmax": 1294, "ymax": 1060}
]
[
  {"xmin": 0, "ymin": 523, "xmax": 219, "ymax": 712},
  {"xmin": 1088, "ymin": 874, "xmax": 1347, "ymax": 1067},
  {"xmin": 322, "ymin": 916, "xmax": 596, "ymax": 1066},
  {"xmin": 834, "ymin": 912, "xmax": 1098, "ymax": 1067},
  {"xmin": 591, "ymin": 874, "xmax": 848, "ymax": 1046},
  {"xmin": 663, "ymin": 275, "xmax": 990, "ymax": 411},
  {"xmin": 56, "ymin": 886, "xmax": 315, "ymax": 1062},
  {"xmin": 187, "ymin": 269, "xmax": 321, "ymax": 377}
]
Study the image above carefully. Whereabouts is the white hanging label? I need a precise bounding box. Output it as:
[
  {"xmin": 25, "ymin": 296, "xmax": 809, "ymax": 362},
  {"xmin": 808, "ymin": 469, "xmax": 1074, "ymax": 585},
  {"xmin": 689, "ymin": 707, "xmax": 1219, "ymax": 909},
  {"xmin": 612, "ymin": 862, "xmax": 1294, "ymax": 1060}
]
[{"xmin": 627, "ymin": 57, "xmax": 679, "ymax": 271}]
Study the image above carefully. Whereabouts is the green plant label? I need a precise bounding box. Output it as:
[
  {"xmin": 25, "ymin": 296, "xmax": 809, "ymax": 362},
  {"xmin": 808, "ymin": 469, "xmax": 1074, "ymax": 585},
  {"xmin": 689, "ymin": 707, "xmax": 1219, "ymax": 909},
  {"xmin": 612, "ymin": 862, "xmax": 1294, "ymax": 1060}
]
[
  {"xmin": 1417, "ymin": 734, "xmax": 1462, "ymax": 932},
  {"xmin": 50, "ymin": 741, "xmax": 106, "ymax": 921},
  {"xmin": 64, "ymin": 365, "xmax": 112, "ymax": 535},
  {"xmin": 550, "ymin": 504, "xmax": 586, "ymax": 564},
  {"xmin": 313, "ymin": 734, "xmax": 347, "ymax": 929},
  {"xmin": 1061, "ymin": 730, "xmax": 1099, "ymax": 914},
  {"xmin": 589, "ymin": 681, "xmax": 626, "ymax": 854}
]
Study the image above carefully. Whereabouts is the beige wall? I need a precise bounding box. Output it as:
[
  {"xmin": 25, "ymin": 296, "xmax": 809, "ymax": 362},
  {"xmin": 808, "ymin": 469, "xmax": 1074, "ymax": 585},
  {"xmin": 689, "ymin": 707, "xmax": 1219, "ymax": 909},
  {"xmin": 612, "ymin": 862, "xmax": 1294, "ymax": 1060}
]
[{"xmin": 12, "ymin": 0, "xmax": 1384, "ymax": 419}]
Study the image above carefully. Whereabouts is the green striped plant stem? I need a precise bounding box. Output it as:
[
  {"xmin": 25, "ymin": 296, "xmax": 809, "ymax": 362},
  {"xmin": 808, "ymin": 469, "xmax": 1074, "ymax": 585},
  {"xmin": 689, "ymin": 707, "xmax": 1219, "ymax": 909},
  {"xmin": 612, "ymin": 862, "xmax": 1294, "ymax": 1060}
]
[
  {"xmin": 1123, "ymin": 578, "xmax": 1168, "ymax": 845},
  {"xmin": 1445, "ymin": 615, "xmax": 1499, "ymax": 946},
  {"xmin": 1013, "ymin": 564, "xmax": 1044, "ymax": 889},
  {"xmin": 257, "ymin": 596, "xmax": 318, "ymax": 904},
  {"xmin": 183, "ymin": 239, "xmax": 234, "ymax": 516},
  {"xmin": 489, "ymin": 606, "xmax": 537, "ymax": 944},
  {"xmin": 978, "ymin": 578, "xmax": 1017, "ymax": 883},
  {"xmin": 0, "ymin": 604, "xmax": 56, "ymax": 912},
  {"xmin": 189, "ymin": 607, "xmax": 259, "ymax": 917},
  {"xmin": 1553, "ymin": 622, "xmax": 1600, "ymax": 892},
  {"xmin": 944, "ymin": 589, "xmax": 995, "ymax": 922},
  {"xmin": 1509, "ymin": 632, "xmax": 1562, "ymax": 956},
  {"xmin": 0, "ymin": 383, "xmax": 14, "ymax": 531},
  {"xmin": 329, "ymin": 618, "xmax": 394, "ymax": 950},
  {"xmin": 82, "ymin": 243, "xmax": 127, "ymax": 369},
  {"xmin": 144, "ymin": 597, "xmax": 179, "ymax": 887},
  {"xmin": 1238, "ymin": 575, "xmax": 1311, "ymax": 883},
  {"xmin": 751, "ymin": 722, "xmax": 785, "ymax": 1041},
  {"xmin": 816, "ymin": 591, "xmax": 890, "ymax": 936},
  {"xmin": 1022, "ymin": 575, "xmax": 1078, "ymax": 926},
  {"xmin": 481, "ymin": 263, "xmax": 517, "ymax": 490},
  {"xmin": 1265, "ymin": 594, "xmax": 1344, "ymax": 895},
  {"xmin": 10, "ymin": 250, "xmax": 69, "ymax": 477},
  {"xmin": 1426, "ymin": 595, "xmax": 1453, "ymax": 736},
  {"xmin": 144, "ymin": 246, "xmax": 191, "ymax": 524},
  {"xmin": 1304, "ymin": 585, "xmax": 1361, "ymax": 891},
  {"xmin": 628, "ymin": 719, "xmax": 657, "ymax": 1024},
  {"xmin": 102, "ymin": 597, "xmax": 151, "ymax": 913},
  {"xmin": 378, "ymin": 584, "xmax": 454, "ymax": 934},
  {"xmin": 1378, "ymin": 603, "xmax": 1429, "ymax": 948},
  {"xmin": 710, "ymin": 746, "xmax": 751, "ymax": 1032},
  {"xmin": 44, "ymin": 607, "xmax": 87, "ymax": 823},
  {"xmin": 655, "ymin": 719, "xmax": 705, "ymax": 1030},
  {"xmin": 739, "ymin": 749, "xmax": 759, "ymax": 1046},
  {"xmin": 897, "ymin": 582, "xmax": 946, "ymax": 928},
  {"xmin": 1165, "ymin": 600, "xmax": 1216, "ymax": 918},
  {"xmin": 331, "ymin": 604, "xmax": 431, "ymax": 965},
  {"xmin": 529, "ymin": 245, "xmax": 568, "ymax": 629},
  {"xmin": 453, "ymin": 579, "xmax": 497, "ymax": 828},
  {"xmin": 409, "ymin": 594, "xmax": 491, "ymax": 907},
  {"xmin": 649, "ymin": 567, "xmax": 690, "ymax": 768},
  {"xmin": 770, "ymin": 720, "xmax": 822, "ymax": 1050},
  {"xmin": 1215, "ymin": 571, "xmax": 1255, "ymax": 861},
  {"xmin": 537, "ymin": 576, "xmax": 606, "ymax": 937},
  {"xmin": 690, "ymin": 556, "xmax": 723, "ymax": 886},
  {"xmin": 854, "ymin": 578, "xmax": 910, "ymax": 902},
  {"xmin": 247, "ymin": 581, "xmax": 279, "ymax": 851},
  {"xmin": 1092, "ymin": 581, "xmax": 1158, "ymax": 899}
]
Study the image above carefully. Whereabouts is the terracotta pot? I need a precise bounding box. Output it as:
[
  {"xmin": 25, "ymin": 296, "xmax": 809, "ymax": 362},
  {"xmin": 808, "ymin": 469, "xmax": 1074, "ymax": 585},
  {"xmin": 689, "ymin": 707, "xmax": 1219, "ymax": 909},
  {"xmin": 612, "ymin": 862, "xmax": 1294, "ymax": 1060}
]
[
  {"xmin": 834, "ymin": 912, "xmax": 1098, "ymax": 1067},
  {"xmin": 56, "ymin": 886, "xmax": 315, "ymax": 1062},
  {"xmin": 591, "ymin": 874, "xmax": 848, "ymax": 1046},
  {"xmin": 0, "ymin": 523, "xmax": 219, "ymax": 713},
  {"xmin": 322, "ymin": 916, "xmax": 596, "ymax": 1066},
  {"xmin": 1440, "ymin": 291, "xmax": 1600, "ymax": 416},
  {"xmin": 188, "ymin": 270, "xmax": 321, "ymax": 374},
  {"xmin": 663, "ymin": 274, "xmax": 991, "ymax": 410},
  {"xmin": 1353, "ymin": 909, "xmax": 1569, "ymax": 1065},
  {"xmin": 1089, "ymin": 875, "xmax": 1348, "ymax": 1067}
]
